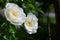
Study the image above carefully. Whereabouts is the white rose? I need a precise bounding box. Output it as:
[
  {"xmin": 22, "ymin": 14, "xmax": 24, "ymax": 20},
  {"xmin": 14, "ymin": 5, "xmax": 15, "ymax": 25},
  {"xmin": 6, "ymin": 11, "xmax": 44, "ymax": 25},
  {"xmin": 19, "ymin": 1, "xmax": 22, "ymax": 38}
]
[
  {"xmin": 4, "ymin": 3, "xmax": 26, "ymax": 25},
  {"xmin": 24, "ymin": 13, "xmax": 38, "ymax": 34}
]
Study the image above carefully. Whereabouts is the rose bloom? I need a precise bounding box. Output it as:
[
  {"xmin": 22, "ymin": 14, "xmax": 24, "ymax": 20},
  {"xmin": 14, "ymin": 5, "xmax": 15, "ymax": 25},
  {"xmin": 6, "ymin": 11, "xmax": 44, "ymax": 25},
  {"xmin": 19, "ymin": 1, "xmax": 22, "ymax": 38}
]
[
  {"xmin": 24, "ymin": 13, "xmax": 38, "ymax": 34},
  {"xmin": 4, "ymin": 3, "xmax": 26, "ymax": 25}
]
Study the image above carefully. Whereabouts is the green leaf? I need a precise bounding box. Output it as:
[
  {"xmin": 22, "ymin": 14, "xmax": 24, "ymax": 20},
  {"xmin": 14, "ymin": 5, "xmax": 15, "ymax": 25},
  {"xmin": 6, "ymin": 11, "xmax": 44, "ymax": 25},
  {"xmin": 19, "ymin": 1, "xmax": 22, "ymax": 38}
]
[{"xmin": 36, "ymin": 8, "xmax": 44, "ymax": 14}]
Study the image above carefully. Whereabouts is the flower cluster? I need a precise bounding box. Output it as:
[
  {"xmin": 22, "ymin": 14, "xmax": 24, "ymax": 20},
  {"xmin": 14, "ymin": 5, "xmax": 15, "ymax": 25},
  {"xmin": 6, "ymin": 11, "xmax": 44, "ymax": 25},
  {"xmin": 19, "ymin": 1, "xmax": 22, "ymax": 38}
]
[{"xmin": 4, "ymin": 3, "xmax": 38, "ymax": 34}]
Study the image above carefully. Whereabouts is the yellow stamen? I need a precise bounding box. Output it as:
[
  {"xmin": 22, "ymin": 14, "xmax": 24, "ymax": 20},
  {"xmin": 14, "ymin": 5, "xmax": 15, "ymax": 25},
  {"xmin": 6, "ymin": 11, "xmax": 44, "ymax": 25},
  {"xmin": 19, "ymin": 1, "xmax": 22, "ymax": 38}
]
[
  {"xmin": 26, "ymin": 21, "xmax": 32, "ymax": 27},
  {"xmin": 12, "ymin": 11, "xmax": 18, "ymax": 17}
]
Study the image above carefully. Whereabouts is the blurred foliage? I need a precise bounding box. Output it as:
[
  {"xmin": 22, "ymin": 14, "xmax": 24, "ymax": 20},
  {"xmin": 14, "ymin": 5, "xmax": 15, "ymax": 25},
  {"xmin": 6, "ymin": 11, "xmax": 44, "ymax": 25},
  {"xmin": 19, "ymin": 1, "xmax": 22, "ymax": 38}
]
[{"xmin": 0, "ymin": 0, "xmax": 55, "ymax": 40}]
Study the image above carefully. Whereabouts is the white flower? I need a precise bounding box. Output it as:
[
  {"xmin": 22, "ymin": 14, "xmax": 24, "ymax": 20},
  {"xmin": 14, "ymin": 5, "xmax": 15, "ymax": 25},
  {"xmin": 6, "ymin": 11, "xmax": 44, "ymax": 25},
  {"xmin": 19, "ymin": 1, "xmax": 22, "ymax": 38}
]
[
  {"xmin": 24, "ymin": 13, "xmax": 38, "ymax": 34},
  {"xmin": 4, "ymin": 3, "xmax": 26, "ymax": 25}
]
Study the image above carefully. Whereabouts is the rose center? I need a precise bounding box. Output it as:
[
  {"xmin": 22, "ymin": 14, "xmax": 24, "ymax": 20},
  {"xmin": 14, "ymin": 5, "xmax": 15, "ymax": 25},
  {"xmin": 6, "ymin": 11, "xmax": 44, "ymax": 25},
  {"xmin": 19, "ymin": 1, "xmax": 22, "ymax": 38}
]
[
  {"xmin": 26, "ymin": 21, "xmax": 33, "ymax": 27},
  {"xmin": 12, "ymin": 11, "xmax": 19, "ymax": 17}
]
